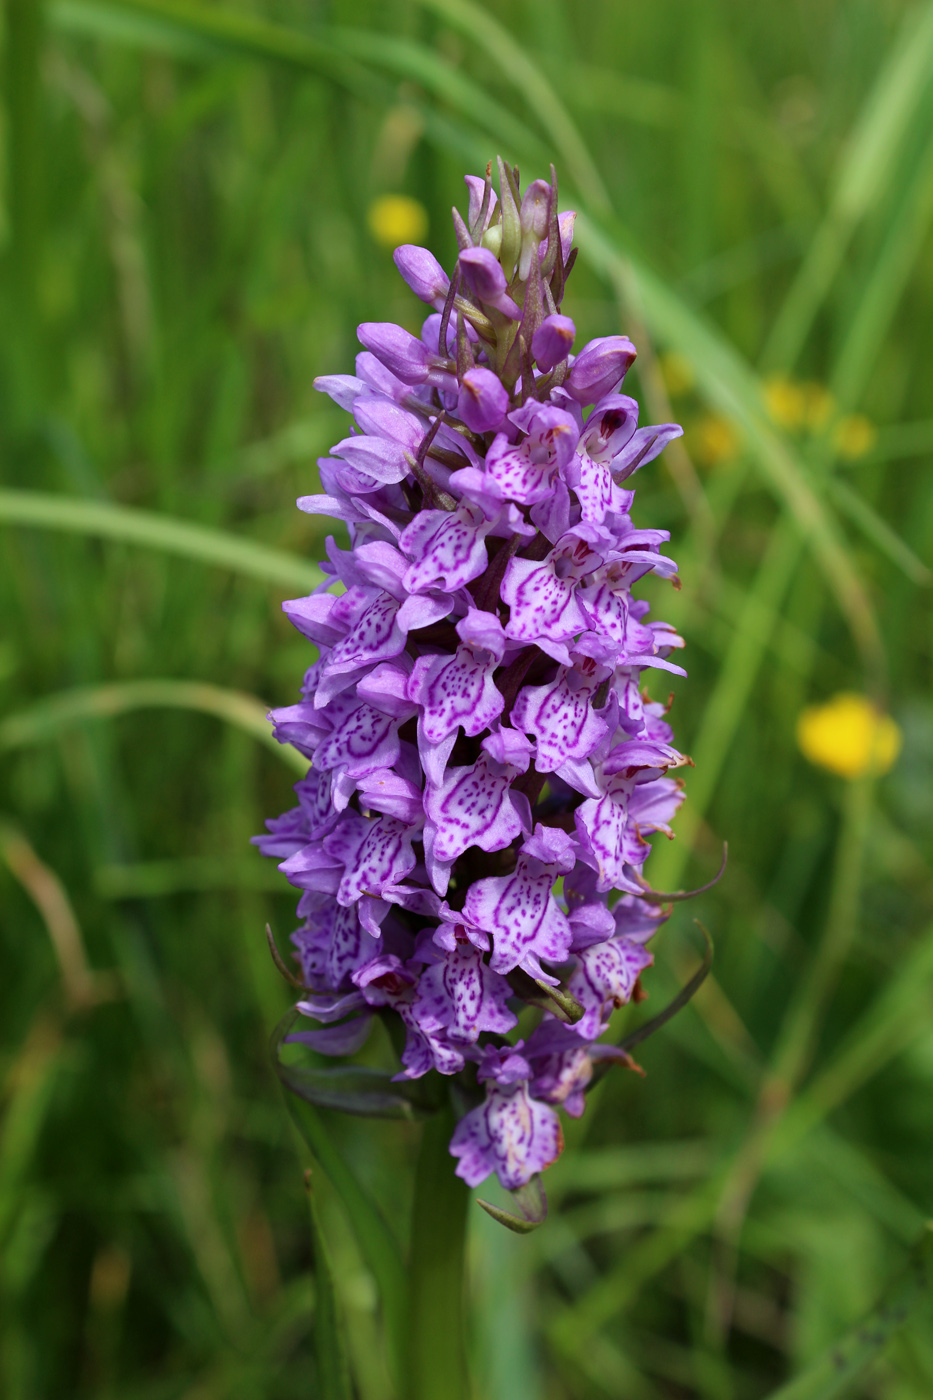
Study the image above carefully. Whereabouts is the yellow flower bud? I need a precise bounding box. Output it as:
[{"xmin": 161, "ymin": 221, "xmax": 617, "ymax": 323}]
[
  {"xmin": 796, "ymin": 693, "xmax": 901, "ymax": 779},
  {"xmin": 693, "ymin": 413, "xmax": 742, "ymax": 467},
  {"xmin": 659, "ymin": 351, "xmax": 695, "ymax": 398},
  {"xmin": 832, "ymin": 413, "xmax": 877, "ymax": 460},
  {"xmin": 763, "ymin": 374, "xmax": 806, "ymax": 429},
  {"xmin": 366, "ymin": 194, "xmax": 429, "ymax": 249}
]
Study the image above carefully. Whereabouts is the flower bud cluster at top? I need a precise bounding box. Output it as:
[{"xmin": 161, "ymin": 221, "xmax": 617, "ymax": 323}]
[{"xmin": 255, "ymin": 161, "xmax": 690, "ymax": 1192}]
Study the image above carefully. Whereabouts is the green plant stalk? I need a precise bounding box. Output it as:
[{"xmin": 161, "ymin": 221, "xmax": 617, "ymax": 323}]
[
  {"xmin": 304, "ymin": 1170, "xmax": 352, "ymax": 1400},
  {"xmin": 408, "ymin": 1104, "xmax": 471, "ymax": 1400},
  {"xmin": 284, "ymin": 1094, "xmax": 408, "ymax": 1388}
]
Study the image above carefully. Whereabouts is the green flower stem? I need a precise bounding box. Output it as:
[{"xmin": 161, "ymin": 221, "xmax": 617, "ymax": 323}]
[{"xmin": 408, "ymin": 1104, "xmax": 470, "ymax": 1400}]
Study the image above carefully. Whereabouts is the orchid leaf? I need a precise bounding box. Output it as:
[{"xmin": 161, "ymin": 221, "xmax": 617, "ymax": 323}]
[{"xmin": 477, "ymin": 1174, "xmax": 548, "ymax": 1234}]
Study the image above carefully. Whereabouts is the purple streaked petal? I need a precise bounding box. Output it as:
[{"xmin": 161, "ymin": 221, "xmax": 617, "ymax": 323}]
[
  {"xmin": 610, "ymin": 423, "xmax": 684, "ymax": 481},
  {"xmin": 449, "ymin": 1083, "xmax": 563, "ymax": 1189},
  {"xmin": 331, "ymin": 815, "xmax": 419, "ymax": 905},
  {"xmin": 566, "ymin": 937, "xmax": 654, "ymax": 1039},
  {"xmin": 408, "ymin": 646, "xmax": 504, "ymax": 743},
  {"xmin": 512, "ymin": 669, "xmax": 608, "ymax": 771},
  {"xmin": 415, "ymin": 934, "xmax": 516, "ymax": 1041},
  {"xmin": 464, "ymin": 853, "xmax": 573, "ymax": 980},
  {"xmin": 313, "ymin": 702, "xmax": 402, "ymax": 779},
  {"xmin": 424, "ymin": 755, "xmax": 528, "ymax": 867},
  {"xmin": 401, "ymin": 503, "xmax": 492, "ymax": 593},
  {"xmin": 292, "ymin": 900, "xmax": 383, "ymax": 987}
]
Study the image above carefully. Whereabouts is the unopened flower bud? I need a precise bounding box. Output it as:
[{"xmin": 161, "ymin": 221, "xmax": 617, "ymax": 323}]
[
  {"xmin": 458, "ymin": 247, "xmax": 522, "ymax": 319},
  {"xmin": 566, "ymin": 335, "xmax": 637, "ymax": 405},
  {"xmin": 531, "ymin": 314, "xmax": 575, "ymax": 372},
  {"xmin": 457, "ymin": 367, "xmax": 509, "ymax": 433},
  {"xmin": 393, "ymin": 245, "xmax": 450, "ymax": 309},
  {"xmin": 538, "ymin": 210, "xmax": 576, "ymax": 269},
  {"xmin": 465, "ymin": 174, "xmax": 498, "ymax": 238},
  {"xmin": 518, "ymin": 178, "xmax": 551, "ymax": 278},
  {"xmin": 357, "ymin": 321, "xmax": 454, "ymax": 389},
  {"xmin": 480, "ymin": 223, "xmax": 503, "ymax": 257}
]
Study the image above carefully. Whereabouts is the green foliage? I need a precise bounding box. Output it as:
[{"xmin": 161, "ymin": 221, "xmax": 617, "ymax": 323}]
[{"xmin": 1, "ymin": 0, "xmax": 932, "ymax": 1396}]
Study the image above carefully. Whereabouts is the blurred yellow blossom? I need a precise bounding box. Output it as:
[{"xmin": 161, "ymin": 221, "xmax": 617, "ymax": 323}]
[
  {"xmin": 763, "ymin": 374, "xmax": 835, "ymax": 432},
  {"xmin": 763, "ymin": 373, "xmax": 807, "ymax": 428},
  {"xmin": 693, "ymin": 412, "xmax": 742, "ymax": 467},
  {"xmin": 367, "ymin": 194, "xmax": 429, "ymax": 248},
  {"xmin": 833, "ymin": 413, "xmax": 877, "ymax": 460},
  {"xmin": 660, "ymin": 351, "xmax": 695, "ymax": 397},
  {"xmin": 800, "ymin": 381, "xmax": 835, "ymax": 430},
  {"xmin": 796, "ymin": 693, "xmax": 901, "ymax": 778}
]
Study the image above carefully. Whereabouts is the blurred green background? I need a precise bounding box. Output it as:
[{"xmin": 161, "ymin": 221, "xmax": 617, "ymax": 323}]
[{"xmin": 1, "ymin": 0, "xmax": 932, "ymax": 1396}]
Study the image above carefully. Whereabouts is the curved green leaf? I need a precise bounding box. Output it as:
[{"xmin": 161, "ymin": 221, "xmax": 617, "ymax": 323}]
[
  {"xmin": 0, "ymin": 680, "xmax": 306, "ymax": 776},
  {"xmin": 279, "ymin": 1062, "xmax": 439, "ymax": 1121},
  {"xmin": 0, "ymin": 488, "xmax": 323, "ymax": 590},
  {"xmin": 271, "ymin": 1013, "xmax": 408, "ymax": 1386}
]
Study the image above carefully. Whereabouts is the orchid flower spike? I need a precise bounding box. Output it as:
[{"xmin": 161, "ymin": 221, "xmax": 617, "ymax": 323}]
[{"xmin": 256, "ymin": 160, "xmax": 691, "ymax": 1210}]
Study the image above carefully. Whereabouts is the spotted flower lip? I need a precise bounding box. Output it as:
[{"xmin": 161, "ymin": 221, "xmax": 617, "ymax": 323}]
[{"xmin": 255, "ymin": 161, "xmax": 693, "ymax": 1196}]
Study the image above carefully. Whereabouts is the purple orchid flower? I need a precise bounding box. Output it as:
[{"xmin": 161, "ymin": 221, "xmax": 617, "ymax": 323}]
[{"xmin": 255, "ymin": 162, "xmax": 696, "ymax": 1199}]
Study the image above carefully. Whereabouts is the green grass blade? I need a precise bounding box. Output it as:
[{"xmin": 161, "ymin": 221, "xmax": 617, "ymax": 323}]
[
  {"xmin": 0, "ymin": 489, "xmax": 323, "ymax": 590},
  {"xmin": 411, "ymin": 0, "xmax": 611, "ymax": 211},
  {"xmin": 328, "ymin": 27, "xmax": 548, "ymax": 166},
  {"xmin": 54, "ymin": 0, "xmax": 544, "ymax": 167},
  {"xmin": 762, "ymin": 0, "xmax": 933, "ymax": 371},
  {"xmin": 52, "ymin": 0, "xmax": 365, "ymax": 84},
  {"xmin": 0, "ymin": 680, "xmax": 306, "ymax": 776},
  {"xmin": 49, "ymin": 0, "xmax": 221, "ymax": 56},
  {"xmin": 830, "ymin": 129, "xmax": 933, "ymax": 410},
  {"xmin": 826, "ymin": 478, "xmax": 932, "ymax": 585},
  {"xmin": 649, "ymin": 515, "xmax": 802, "ymax": 891},
  {"xmin": 776, "ymin": 922, "xmax": 933, "ymax": 1153},
  {"xmin": 762, "ymin": 1226, "xmax": 933, "ymax": 1400},
  {"xmin": 576, "ymin": 220, "xmax": 885, "ymax": 681}
]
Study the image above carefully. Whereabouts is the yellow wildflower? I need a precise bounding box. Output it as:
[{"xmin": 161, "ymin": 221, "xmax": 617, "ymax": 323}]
[
  {"xmin": 659, "ymin": 351, "xmax": 695, "ymax": 397},
  {"xmin": 693, "ymin": 413, "xmax": 742, "ymax": 467},
  {"xmin": 797, "ymin": 693, "xmax": 902, "ymax": 779},
  {"xmin": 366, "ymin": 194, "xmax": 429, "ymax": 249},
  {"xmin": 763, "ymin": 374, "xmax": 806, "ymax": 429},
  {"xmin": 833, "ymin": 413, "xmax": 877, "ymax": 460},
  {"xmin": 800, "ymin": 381, "xmax": 835, "ymax": 430}
]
